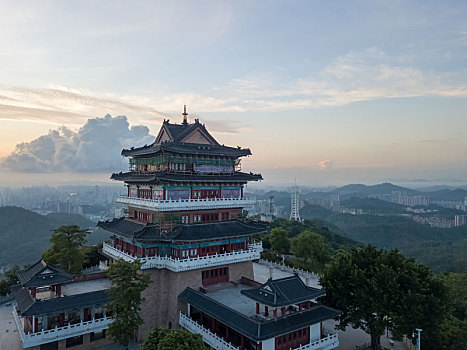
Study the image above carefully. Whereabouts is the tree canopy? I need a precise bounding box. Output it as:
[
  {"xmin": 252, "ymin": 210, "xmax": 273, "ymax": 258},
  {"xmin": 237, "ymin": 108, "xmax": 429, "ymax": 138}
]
[
  {"xmin": 107, "ymin": 259, "xmax": 151, "ymax": 347},
  {"xmin": 41, "ymin": 225, "xmax": 90, "ymax": 274},
  {"xmin": 290, "ymin": 230, "xmax": 329, "ymax": 272},
  {"xmin": 142, "ymin": 327, "xmax": 206, "ymax": 350},
  {"xmin": 269, "ymin": 227, "xmax": 290, "ymax": 254},
  {"xmin": 320, "ymin": 245, "xmax": 449, "ymax": 350}
]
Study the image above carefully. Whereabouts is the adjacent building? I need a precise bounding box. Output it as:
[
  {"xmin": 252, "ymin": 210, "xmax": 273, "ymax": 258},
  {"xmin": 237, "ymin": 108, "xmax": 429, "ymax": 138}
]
[{"xmin": 11, "ymin": 260, "xmax": 111, "ymax": 350}]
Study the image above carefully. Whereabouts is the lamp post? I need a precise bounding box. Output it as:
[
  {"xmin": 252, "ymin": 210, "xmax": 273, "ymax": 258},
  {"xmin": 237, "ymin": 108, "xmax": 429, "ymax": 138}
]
[{"xmin": 412, "ymin": 328, "xmax": 422, "ymax": 350}]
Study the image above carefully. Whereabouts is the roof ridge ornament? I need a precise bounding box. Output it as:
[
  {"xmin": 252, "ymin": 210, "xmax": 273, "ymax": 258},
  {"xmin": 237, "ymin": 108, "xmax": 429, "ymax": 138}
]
[{"xmin": 182, "ymin": 105, "xmax": 188, "ymax": 125}]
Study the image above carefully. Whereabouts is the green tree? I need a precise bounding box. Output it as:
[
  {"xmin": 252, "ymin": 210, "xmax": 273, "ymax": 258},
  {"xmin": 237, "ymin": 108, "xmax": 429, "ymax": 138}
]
[
  {"xmin": 290, "ymin": 230, "xmax": 329, "ymax": 272},
  {"xmin": 42, "ymin": 225, "xmax": 90, "ymax": 274},
  {"xmin": 434, "ymin": 273, "xmax": 467, "ymax": 349},
  {"xmin": 142, "ymin": 328, "xmax": 206, "ymax": 350},
  {"xmin": 81, "ymin": 243, "xmax": 103, "ymax": 269},
  {"xmin": 0, "ymin": 265, "xmax": 21, "ymax": 296},
  {"xmin": 141, "ymin": 328, "xmax": 169, "ymax": 350},
  {"xmin": 320, "ymin": 245, "xmax": 449, "ymax": 350},
  {"xmin": 158, "ymin": 329, "xmax": 206, "ymax": 350},
  {"xmin": 269, "ymin": 228, "xmax": 290, "ymax": 254},
  {"xmin": 107, "ymin": 259, "xmax": 151, "ymax": 348}
]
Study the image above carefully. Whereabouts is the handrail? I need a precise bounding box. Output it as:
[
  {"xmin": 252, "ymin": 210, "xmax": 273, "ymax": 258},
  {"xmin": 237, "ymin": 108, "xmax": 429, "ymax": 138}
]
[
  {"xmin": 12, "ymin": 308, "xmax": 112, "ymax": 348},
  {"xmin": 102, "ymin": 242, "xmax": 263, "ymax": 271},
  {"xmin": 179, "ymin": 312, "xmax": 239, "ymax": 350}
]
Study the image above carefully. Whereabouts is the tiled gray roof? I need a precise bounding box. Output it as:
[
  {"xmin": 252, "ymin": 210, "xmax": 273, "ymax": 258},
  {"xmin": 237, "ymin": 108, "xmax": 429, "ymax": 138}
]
[
  {"xmin": 241, "ymin": 276, "xmax": 326, "ymax": 307},
  {"xmin": 121, "ymin": 142, "xmax": 251, "ymax": 158},
  {"xmin": 98, "ymin": 219, "xmax": 269, "ymax": 243},
  {"xmin": 16, "ymin": 260, "xmax": 72, "ymax": 288},
  {"xmin": 12, "ymin": 286, "xmax": 109, "ymax": 317},
  {"xmin": 178, "ymin": 287, "xmax": 340, "ymax": 341},
  {"xmin": 110, "ymin": 171, "xmax": 262, "ymax": 184}
]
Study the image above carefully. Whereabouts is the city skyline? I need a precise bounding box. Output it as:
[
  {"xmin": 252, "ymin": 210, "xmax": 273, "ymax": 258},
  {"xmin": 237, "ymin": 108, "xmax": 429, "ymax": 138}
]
[{"xmin": 1, "ymin": 1, "xmax": 467, "ymax": 186}]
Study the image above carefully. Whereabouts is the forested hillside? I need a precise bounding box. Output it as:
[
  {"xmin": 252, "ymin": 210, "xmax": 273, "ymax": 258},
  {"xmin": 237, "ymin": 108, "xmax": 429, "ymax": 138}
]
[
  {"xmin": 0, "ymin": 206, "xmax": 109, "ymax": 269},
  {"xmin": 300, "ymin": 203, "xmax": 467, "ymax": 272}
]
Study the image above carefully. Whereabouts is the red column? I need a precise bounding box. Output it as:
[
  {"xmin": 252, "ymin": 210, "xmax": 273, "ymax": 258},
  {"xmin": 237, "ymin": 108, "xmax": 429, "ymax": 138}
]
[
  {"xmin": 241, "ymin": 187, "xmax": 243, "ymax": 198},
  {"xmin": 264, "ymin": 306, "xmax": 268, "ymax": 316},
  {"xmin": 273, "ymin": 308, "xmax": 277, "ymax": 319},
  {"xmin": 56, "ymin": 284, "xmax": 61, "ymax": 296},
  {"xmin": 59, "ymin": 313, "xmax": 65, "ymax": 327},
  {"xmin": 320, "ymin": 322, "xmax": 324, "ymax": 338},
  {"xmin": 256, "ymin": 303, "xmax": 259, "ymax": 314},
  {"xmin": 281, "ymin": 307, "xmax": 286, "ymax": 317},
  {"xmin": 240, "ymin": 334, "xmax": 245, "ymax": 350},
  {"xmin": 30, "ymin": 287, "xmax": 36, "ymax": 299},
  {"xmin": 34, "ymin": 317, "xmax": 38, "ymax": 333},
  {"xmin": 163, "ymin": 188, "xmax": 166, "ymax": 200}
]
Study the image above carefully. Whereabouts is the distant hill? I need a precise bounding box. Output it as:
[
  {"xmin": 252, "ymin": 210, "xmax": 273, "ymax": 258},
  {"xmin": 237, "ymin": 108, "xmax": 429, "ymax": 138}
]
[
  {"xmin": 425, "ymin": 188, "xmax": 467, "ymax": 201},
  {"xmin": 330, "ymin": 182, "xmax": 418, "ymax": 199},
  {"xmin": 0, "ymin": 206, "xmax": 109, "ymax": 269},
  {"xmin": 340, "ymin": 197, "xmax": 407, "ymax": 213}
]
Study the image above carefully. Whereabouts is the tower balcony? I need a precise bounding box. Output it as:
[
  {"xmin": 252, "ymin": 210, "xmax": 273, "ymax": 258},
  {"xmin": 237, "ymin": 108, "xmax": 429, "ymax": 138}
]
[
  {"xmin": 102, "ymin": 241, "xmax": 263, "ymax": 272},
  {"xmin": 12, "ymin": 308, "xmax": 111, "ymax": 348},
  {"xmin": 116, "ymin": 195, "xmax": 256, "ymax": 212}
]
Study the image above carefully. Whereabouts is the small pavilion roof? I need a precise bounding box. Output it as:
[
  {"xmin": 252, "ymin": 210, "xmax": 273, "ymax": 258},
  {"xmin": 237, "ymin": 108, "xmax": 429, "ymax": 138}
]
[
  {"xmin": 16, "ymin": 260, "xmax": 72, "ymax": 288},
  {"xmin": 241, "ymin": 275, "xmax": 325, "ymax": 307},
  {"xmin": 98, "ymin": 218, "xmax": 269, "ymax": 243},
  {"xmin": 110, "ymin": 171, "xmax": 262, "ymax": 184}
]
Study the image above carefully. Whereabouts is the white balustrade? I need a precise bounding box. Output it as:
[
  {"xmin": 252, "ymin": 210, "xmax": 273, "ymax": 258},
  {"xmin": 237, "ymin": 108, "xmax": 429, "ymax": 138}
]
[
  {"xmin": 179, "ymin": 312, "xmax": 338, "ymax": 350},
  {"xmin": 116, "ymin": 195, "xmax": 256, "ymax": 211},
  {"xmin": 12, "ymin": 308, "xmax": 112, "ymax": 348},
  {"xmin": 292, "ymin": 333, "xmax": 339, "ymax": 350},
  {"xmin": 102, "ymin": 242, "xmax": 263, "ymax": 272},
  {"xmin": 179, "ymin": 312, "xmax": 239, "ymax": 350}
]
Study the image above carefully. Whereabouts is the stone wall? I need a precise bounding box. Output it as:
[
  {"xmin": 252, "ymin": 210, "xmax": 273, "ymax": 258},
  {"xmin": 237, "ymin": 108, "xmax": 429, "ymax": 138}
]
[{"xmin": 137, "ymin": 260, "xmax": 254, "ymax": 341}]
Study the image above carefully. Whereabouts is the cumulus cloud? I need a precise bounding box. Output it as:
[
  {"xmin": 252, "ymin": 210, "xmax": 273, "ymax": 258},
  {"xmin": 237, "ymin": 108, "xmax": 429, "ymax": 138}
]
[
  {"xmin": 318, "ymin": 160, "xmax": 334, "ymax": 170},
  {"xmin": 1, "ymin": 114, "xmax": 154, "ymax": 173}
]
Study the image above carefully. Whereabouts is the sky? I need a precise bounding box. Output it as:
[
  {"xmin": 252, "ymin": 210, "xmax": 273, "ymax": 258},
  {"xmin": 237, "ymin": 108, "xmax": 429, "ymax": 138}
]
[{"xmin": 1, "ymin": 0, "xmax": 467, "ymax": 188}]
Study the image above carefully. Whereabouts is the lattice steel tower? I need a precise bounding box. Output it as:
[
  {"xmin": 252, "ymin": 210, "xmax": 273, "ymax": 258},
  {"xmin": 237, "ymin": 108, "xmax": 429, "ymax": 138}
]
[{"xmin": 290, "ymin": 182, "xmax": 301, "ymax": 221}]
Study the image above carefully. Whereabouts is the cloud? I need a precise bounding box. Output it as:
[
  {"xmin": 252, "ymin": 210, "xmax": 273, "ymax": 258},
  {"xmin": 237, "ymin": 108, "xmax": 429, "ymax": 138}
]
[
  {"xmin": 1, "ymin": 47, "xmax": 467, "ymax": 125},
  {"xmin": 1, "ymin": 114, "xmax": 155, "ymax": 173},
  {"xmin": 318, "ymin": 160, "xmax": 334, "ymax": 170}
]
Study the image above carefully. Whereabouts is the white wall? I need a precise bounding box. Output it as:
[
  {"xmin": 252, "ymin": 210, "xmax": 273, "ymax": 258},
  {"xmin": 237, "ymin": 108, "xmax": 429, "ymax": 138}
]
[
  {"xmin": 262, "ymin": 337, "xmax": 275, "ymax": 350},
  {"xmin": 310, "ymin": 322, "xmax": 321, "ymax": 341}
]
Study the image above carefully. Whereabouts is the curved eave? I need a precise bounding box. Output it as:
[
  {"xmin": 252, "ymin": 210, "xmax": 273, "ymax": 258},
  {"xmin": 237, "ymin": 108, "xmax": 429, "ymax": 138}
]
[
  {"xmin": 121, "ymin": 142, "xmax": 252, "ymax": 158},
  {"xmin": 98, "ymin": 218, "xmax": 269, "ymax": 243},
  {"xmin": 110, "ymin": 171, "xmax": 263, "ymax": 184}
]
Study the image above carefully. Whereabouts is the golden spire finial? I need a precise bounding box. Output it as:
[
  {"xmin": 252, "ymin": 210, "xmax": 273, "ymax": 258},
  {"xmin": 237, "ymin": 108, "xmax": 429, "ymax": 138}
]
[{"xmin": 182, "ymin": 105, "xmax": 188, "ymax": 124}]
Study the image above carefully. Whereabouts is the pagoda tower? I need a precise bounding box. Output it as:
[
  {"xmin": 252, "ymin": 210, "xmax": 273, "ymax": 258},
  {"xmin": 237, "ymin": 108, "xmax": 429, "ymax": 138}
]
[{"xmin": 98, "ymin": 107, "xmax": 267, "ymax": 339}]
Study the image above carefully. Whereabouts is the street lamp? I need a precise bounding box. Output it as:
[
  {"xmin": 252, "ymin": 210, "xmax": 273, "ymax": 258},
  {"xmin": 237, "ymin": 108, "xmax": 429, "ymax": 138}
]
[{"xmin": 412, "ymin": 328, "xmax": 422, "ymax": 350}]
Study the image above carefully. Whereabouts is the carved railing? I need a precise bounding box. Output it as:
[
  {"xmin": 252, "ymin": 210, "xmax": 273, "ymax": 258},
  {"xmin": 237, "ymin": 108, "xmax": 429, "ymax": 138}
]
[{"xmin": 102, "ymin": 242, "xmax": 263, "ymax": 271}]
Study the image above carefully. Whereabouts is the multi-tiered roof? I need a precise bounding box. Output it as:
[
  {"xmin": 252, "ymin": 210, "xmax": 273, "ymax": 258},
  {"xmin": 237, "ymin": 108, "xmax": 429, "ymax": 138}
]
[{"xmin": 99, "ymin": 107, "xmax": 266, "ymax": 272}]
